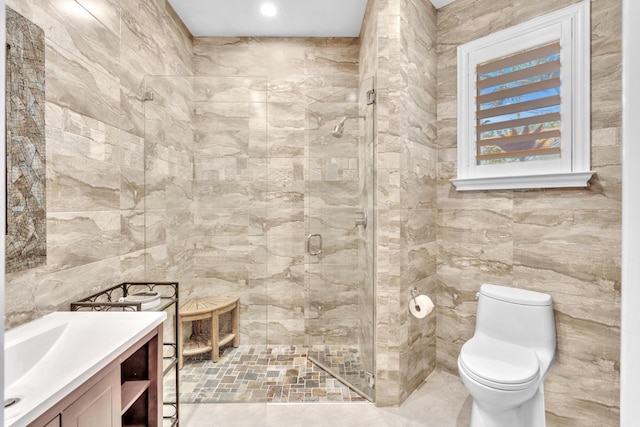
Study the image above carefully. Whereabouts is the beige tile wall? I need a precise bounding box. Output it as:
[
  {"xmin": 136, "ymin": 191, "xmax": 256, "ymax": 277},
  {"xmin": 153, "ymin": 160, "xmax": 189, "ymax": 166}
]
[
  {"xmin": 191, "ymin": 37, "xmax": 361, "ymax": 345},
  {"xmin": 436, "ymin": 0, "xmax": 622, "ymax": 424},
  {"xmin": 142, "ymin": 75, "xmax": 195, "ymax": 289},
  {"xmin": 5, "ymin": 0, "xmax": 194, "ymax": 328},
  {"xmin": 359, "ymin": 0, "xmax": 439, "ymax": 407}
]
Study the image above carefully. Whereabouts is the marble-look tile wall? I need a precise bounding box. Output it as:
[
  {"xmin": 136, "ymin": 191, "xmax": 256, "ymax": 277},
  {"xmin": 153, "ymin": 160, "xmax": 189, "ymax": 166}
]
[
  {"xmin": 436, "ymin": 0, "xmax": 622, "ymax": 424},
  {"xmin": 359, "ymin": 0, "xmax": 438, "ymax": 407},
  {"xmin": 191, "ymin": 38, "xmax": 361, "ymax": 345},
  {"xmin": 399, "ymin": 0, "xmax": 438, "ymax": 399},
  {"xmin": 5, "ymin": 0, "xmax": 194, "ymax": 328},
  {"xmin": 142, "ymin": 75, "xmax": 194, "ymax": 289}
]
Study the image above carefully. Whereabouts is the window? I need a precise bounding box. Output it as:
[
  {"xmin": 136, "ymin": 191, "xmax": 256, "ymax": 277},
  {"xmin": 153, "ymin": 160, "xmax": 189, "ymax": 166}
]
[{"xmin": 452, "ymin": 1, "xmax": 593, "ymax": 191}]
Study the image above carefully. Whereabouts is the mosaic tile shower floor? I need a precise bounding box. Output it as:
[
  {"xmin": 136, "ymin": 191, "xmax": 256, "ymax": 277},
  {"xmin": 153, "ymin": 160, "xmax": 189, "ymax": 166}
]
[{"xmin": 173, "ymin": 345, "xmax": 368, "ymax": 404}]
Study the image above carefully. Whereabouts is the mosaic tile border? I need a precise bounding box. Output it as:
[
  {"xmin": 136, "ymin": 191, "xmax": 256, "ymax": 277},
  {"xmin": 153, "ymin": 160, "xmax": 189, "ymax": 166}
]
[{"xmin": 6, "ymin": 7, "xmax": 46, "ymax": 273}]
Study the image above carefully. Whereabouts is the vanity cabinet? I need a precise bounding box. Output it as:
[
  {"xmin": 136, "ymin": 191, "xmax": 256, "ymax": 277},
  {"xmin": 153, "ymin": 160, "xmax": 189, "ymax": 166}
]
[
  {"xmin": 60, "ymin": 367, "xmax": 120, "ymax": 427},
  {"xmin": 30, "ymin": 326, "xmax": 163, "ymax": 427},
  {"xmin": 71, "ymin": 282, "xmax": 179, "ymax": 426},
  {"xmin": 43, "ymin": 417, "xmax": 60, "ymax": 427}
]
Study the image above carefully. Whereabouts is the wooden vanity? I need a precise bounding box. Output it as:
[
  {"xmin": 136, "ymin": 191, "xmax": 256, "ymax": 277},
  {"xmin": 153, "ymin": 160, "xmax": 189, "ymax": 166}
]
[
  {"xmin": 4, "ymin": 312, "xmax": 166, "ymax": 427},
  {"xmin": 29, "ymin": 326, "xmax": 163, "ymax": 427}
]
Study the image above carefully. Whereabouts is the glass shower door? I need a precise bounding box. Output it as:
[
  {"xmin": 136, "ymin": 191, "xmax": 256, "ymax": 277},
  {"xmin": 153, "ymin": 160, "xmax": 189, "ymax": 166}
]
[{"xmin": 306, "ymin": 78, "xmax": 376, "ymax": 401}]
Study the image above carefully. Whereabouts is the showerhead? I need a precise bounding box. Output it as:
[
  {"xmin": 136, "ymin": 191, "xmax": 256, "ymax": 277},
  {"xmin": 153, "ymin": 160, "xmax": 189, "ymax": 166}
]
[
  {"xmin": 331, "ymin": 121, "xmax": 345, "ymax": 138},
  {"xmin": 331, "ymin": 115, "xmax": 364, "ymax": 138}
]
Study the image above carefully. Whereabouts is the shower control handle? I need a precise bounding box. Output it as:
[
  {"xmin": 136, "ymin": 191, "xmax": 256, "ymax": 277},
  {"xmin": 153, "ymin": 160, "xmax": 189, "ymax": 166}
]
[
  {"xmin": 355, "ymin": 208, "xmax": 367, "ymax": 227},
  {"xmin": 306, "ymin": 234, "xmax": 322, "ymax": 256}
]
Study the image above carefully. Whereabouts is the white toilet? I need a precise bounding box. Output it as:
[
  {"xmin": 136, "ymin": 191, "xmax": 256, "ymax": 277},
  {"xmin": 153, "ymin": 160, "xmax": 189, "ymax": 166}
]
[{"xmin": 458, "ymin": 284, "xmax": 556, "ymax": 427}]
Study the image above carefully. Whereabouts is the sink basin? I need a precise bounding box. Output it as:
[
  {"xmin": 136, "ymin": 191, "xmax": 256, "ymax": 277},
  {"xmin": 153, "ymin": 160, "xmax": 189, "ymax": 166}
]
[
  {"xmin": 4, "ymin": 311, "xmax": 165, "ymax": 426},
  {"xmin": 5, "ymin": 321, "xmax": 68, "ymax": 390}
]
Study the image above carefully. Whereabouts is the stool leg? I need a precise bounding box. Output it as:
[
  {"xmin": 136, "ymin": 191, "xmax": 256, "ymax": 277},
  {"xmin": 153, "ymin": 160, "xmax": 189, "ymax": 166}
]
[
  {"xmin": 211, "ymin": 312, "xmax": 219, "ymax": 362},
  {"xmin": 193, "ymin": 319, "xmax": 201, "ymax": 337},
  {"xmin": 232, "ymin": 303, "xmax": 240, "ymax": 347}
]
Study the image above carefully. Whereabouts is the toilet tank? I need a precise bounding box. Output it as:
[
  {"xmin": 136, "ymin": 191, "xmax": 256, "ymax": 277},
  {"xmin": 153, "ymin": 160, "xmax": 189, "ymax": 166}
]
[{"xmin": 475, "ymin": 284, "xmax": 556, "ymax": 356}]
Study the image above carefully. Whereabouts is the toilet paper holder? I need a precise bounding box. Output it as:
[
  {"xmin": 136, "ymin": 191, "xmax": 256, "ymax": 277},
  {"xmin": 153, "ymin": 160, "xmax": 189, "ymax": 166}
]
[
  {"xmin": 411, "ymin": 286, "xmax": 419, "ymax": 310},
  {"xmin": 409, "ymin": 287, "xmax": 434, "ymax": 318}
]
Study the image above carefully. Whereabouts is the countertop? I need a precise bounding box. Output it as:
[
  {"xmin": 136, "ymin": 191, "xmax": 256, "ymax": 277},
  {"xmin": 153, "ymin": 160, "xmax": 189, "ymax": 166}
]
[{"xmin": 4, "ymin": 311, "xmax": 166, "ymax": 426}]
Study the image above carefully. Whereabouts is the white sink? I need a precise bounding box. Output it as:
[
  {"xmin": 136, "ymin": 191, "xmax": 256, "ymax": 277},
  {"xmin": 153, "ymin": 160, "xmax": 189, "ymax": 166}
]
[
  {"xmin": 5, "ymin": 321, "xmax": 69, "ymax": 390},
  {"xmin": 4, "ymin": 311, "xmax": 166, "ymax": 426}
]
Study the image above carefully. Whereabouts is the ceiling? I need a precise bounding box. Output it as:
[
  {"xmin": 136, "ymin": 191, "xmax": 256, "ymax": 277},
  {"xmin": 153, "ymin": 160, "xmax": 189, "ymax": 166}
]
[{"xmin": 168, "ymin": 0, "xmax": 457, "ymax": 38}]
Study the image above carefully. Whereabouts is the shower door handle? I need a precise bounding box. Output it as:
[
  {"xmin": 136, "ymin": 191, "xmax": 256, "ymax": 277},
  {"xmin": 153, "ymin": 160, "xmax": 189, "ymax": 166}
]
[
  {"xmin": 306, "ymin": 234, "xmax": 322, "ymax": 256},
  {"xmin": 355, "ymin": 208, "xmax": 367, "ymax": 227}
]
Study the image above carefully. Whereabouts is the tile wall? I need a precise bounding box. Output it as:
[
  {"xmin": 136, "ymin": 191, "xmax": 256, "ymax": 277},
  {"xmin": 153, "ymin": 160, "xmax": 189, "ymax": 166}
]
[
  {"xmin": 359, "ymin": 0, "xmax": 439, "ymax": 406},
  {"xmin": 436, "ymin": 0, "xmax": 622, "ymax": 424},
  {"xmin": 142, "ymin": 75, "xmax": 194, "ymax": 287},
  {"xmin": 190, "ymin": 37, "xmax": 362, "ymax": 345},
  {"xmin": 4, "ymin": 0, "xmax": 193, "ymax": 328}
]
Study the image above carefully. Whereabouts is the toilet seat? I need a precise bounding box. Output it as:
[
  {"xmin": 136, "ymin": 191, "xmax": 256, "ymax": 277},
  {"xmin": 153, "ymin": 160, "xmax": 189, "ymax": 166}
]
[{"xmin": 459, "ymin": 335, "xmax": 540, "ymax": 391}]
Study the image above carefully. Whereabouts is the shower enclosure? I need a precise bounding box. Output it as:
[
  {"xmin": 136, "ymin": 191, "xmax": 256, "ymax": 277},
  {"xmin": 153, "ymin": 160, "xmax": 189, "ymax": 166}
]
[
  {"xmin": 306, "ymin": 77, "xmax": 376, "ymax": 400},
  {"xmin": 142, "ymin": 74, "xmax": 376, "ymax": 402}
]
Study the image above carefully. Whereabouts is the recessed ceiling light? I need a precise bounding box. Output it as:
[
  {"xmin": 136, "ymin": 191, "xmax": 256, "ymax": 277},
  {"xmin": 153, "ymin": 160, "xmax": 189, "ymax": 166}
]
[{"xmin": 260, "ymin": 3, "xmax": 277, "ymax": 17}]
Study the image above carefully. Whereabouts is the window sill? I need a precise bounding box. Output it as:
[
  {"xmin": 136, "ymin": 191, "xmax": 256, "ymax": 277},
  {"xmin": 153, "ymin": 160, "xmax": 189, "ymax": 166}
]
[{"xmin": 451, "ymin": 171, "xmax": 595, "ymax": 191}]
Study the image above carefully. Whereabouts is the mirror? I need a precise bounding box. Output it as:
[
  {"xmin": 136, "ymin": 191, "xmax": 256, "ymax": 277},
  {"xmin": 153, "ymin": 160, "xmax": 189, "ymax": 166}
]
[{"xmin": 5, "ymin": 7, "xmax": 46, "ymax": 273}]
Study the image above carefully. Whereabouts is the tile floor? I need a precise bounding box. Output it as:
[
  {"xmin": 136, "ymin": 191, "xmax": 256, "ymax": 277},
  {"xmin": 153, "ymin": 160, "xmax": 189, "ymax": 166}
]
[
  {"xmin": 180, "ymin": 370, "xmax": 472, "ymax": 427},
  {"xmin": 308, "ymin": 344, "xmax": 374, "ymax": 399},
  {"xmin": 178, "ymin": 345, "xmax": 367, "ymax": 403}
]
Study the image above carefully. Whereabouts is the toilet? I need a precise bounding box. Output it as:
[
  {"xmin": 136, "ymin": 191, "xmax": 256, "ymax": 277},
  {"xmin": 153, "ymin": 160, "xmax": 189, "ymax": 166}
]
[{"xmin": 458, "ymin": 284, "xmax": 556, "ymax": 427}]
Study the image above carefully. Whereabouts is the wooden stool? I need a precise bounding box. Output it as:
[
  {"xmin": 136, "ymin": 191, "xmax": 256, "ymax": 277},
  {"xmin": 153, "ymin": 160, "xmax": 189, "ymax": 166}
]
[{"xmin": 178, "ymin": 297, "xmax": 239, "ymax": 369}]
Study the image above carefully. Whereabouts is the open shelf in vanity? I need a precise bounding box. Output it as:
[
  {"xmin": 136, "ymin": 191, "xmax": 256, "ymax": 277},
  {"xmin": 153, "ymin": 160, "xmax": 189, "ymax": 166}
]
[{"xmin": 120, "ymin": 334, "xmax": 159, "ymax": 427}]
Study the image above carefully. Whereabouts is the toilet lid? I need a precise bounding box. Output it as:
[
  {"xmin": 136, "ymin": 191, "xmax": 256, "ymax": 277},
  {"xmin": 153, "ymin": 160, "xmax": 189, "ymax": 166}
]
[{"xmin": 459, "ymin": 336, "xmax": 540, "ymax": 391}]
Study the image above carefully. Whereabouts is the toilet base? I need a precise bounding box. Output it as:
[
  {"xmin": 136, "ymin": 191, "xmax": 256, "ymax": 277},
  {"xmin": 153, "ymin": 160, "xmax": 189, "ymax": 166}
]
[{"xmin": 470, "ymin": 385, "xmax": 546, "ymax": 427}]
